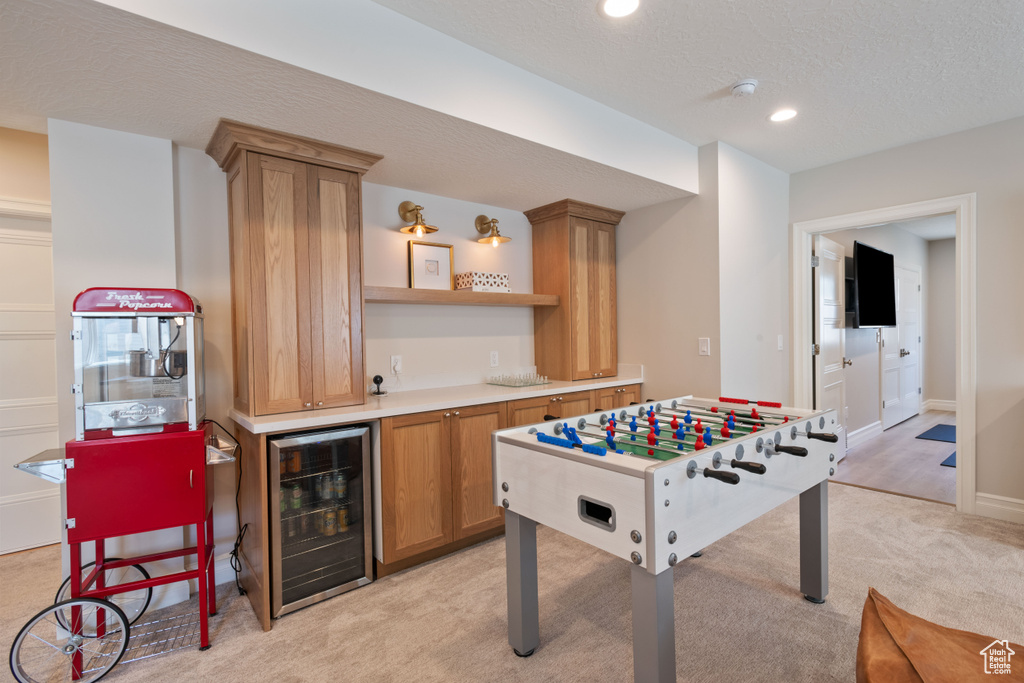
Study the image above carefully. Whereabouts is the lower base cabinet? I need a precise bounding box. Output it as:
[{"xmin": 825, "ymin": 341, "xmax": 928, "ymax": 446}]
[{"xmin": 379, "ymin": 402, "xmax": 506, "ymax": 571}]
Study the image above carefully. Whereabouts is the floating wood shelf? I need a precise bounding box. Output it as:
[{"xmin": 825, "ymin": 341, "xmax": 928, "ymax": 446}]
[{"xmin": 364, "ymin": 286, "xmax": 559, "ymax": 307}]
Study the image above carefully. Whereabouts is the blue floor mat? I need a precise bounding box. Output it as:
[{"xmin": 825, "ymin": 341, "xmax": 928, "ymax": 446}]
[
  {"xmin": 940, "ymin": 452, "xmax": 956, "ymax": 468},
  {"xmin": 917, "ymin": 424, "xmax": 956, "ymax": 443}
]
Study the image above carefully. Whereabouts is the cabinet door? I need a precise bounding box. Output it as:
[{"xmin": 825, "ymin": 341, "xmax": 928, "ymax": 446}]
[
  {"xmin": 593, "ymin": 384, "xmax": 642, "ymax": 411},
  {"xmin": 451, "ymin": 403, "xmax": 506, "ymax": 539},
  {"xmin": 568, "ymin": 217, "xmax": 593, "ymax": 380},
  {"xmin": 589, "ymin": 221, "xmax": 617, "ymax": 378},
  {"xmin": 507, "ymin": 395, "xmax": 559, "ymax": 427},
  {"xmin": 307, "ymin": 165, "xmax": 364, "ymax": 409},
  {"xmin": 559, "ymin": 390, "xmax": 592, "ymax": 419},
  {"xmin": 248, "ymin": 154, "xmax": 313, "ymax": 415},
  {"xmin": 380, "ymin": 411, "xmax": 453, "ymax": 562}
]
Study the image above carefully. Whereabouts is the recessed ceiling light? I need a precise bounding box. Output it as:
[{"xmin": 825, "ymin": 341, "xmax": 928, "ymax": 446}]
[
  {"xmin": 769, "ymin": 108, "xmax": 798, "ymax": 122},
  {"xmin": 600, "ymin": 0, "xmax": 639, "ymax": 18}
]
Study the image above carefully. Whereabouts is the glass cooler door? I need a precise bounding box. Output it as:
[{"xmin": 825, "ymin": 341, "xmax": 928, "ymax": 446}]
[{"xmin": 269, "ymin": 426, "xmax": 371, "ymax": 617}]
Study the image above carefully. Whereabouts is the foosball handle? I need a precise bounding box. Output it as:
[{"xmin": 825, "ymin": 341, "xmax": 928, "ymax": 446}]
[
  {"xmin": 806, "ymin": 431, "xmax": 839, "ymax": 443},
  {"xmin": 775, "ymin": 445, "xmax": 809, "ymax": 457},
  {"xmin": 731, "ymin": 459, "xmax": 766, "ymax": 475},
  {"xmin": 703, "ymin": 469, "xmax": 740, "ymax": 485}
]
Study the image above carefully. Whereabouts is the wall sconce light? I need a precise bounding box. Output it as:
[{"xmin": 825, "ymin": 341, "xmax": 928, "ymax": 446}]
[
  {"xmin": 398, "ymin": 201, "xmax": 438, "ymax": 237},
  {"xmin": 475, "ymin": 215, "xmax": 511, "ymax": 248}
]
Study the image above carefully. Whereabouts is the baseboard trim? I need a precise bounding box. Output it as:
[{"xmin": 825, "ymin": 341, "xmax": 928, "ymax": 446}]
[
  {"xmin": 846, "ymin": 421, "xmax": 883, "ymax": 450},
  {"xmin": 974, "ymin": 493, "xmax": 1024, "ymax": 525},
  {"xmin": 923, "ymin": 399, "xmax": 956, "ymax": 412}
]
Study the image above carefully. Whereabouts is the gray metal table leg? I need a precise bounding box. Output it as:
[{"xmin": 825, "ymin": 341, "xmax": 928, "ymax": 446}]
[
  {"xmin": 505, "ymin": 510, "xmax": 539, "ymax": 657},
  {"xmin": 631, "ymin": 564, "xmax": 676, "ymax": 683},
  {"xmin": 799, "ymin": 479, "xmax": 829, "ymax": 603}
]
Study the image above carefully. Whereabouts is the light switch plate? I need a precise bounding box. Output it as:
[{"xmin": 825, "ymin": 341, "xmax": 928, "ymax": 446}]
[
  {"xmin": 390, "ymin": 355, "xmax": 402, "ymax": 374},
  {"xmin": 698, "ymin": 338, "xmax": 710, "ymax": 356}
]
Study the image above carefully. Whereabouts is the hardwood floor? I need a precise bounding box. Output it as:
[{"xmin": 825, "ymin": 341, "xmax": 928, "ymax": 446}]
[{"xmin": 832, "ymin": 410, "xmax": 956, "ymax": 504}]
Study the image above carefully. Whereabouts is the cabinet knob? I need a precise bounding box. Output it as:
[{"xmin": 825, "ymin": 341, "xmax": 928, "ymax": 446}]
[
  {"xmin": 444, "ymin": 412, "xmax": 451, "ymax": 417},
  {"xmin": 316, "ymin": 401, "xmax": 323, "ymax": 406},
  {"xmin": 304, "ymin": 402, "xmax": 312, "ymax": 408},
  {"xmin": 454, "ymin": 410, "xmax": 460, "ymax": 416},
  {"xmin": 550, "ymin": 397, "xmax": 557, "ymax": 402},
  {"xmin": 598, "ymin": 372, "xmax": 603, "ymax": 377},
  {"xmin": 557, "ymin": 396, "xmax": 563, "ymax": 401}
]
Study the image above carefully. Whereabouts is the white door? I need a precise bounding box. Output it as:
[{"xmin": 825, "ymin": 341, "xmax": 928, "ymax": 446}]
[
  {"xmin": 813, "ymin": 235, "xmax": 847, "ymax": 455},
  {"xmin": 882, "ymin": 266, "xmax": 921, "ymax": 428},
  {"xmin": 0, "ymin": 214, "xmax": 61, "ymax": 554}
]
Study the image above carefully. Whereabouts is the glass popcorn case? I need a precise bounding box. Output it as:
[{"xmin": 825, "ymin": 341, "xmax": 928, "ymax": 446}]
[{"xmin": 71, "ymin": 288, "xmax": 205, "ymax": 440}]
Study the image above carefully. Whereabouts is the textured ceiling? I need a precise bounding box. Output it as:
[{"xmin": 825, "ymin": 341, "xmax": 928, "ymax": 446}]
[
  {"xmin": 0, "ymin": 0, "xmax": 687, "ymax": 212},
  {"xmin": 372, "ymin": 0, "xmax": 1024, "ymax": 173}
]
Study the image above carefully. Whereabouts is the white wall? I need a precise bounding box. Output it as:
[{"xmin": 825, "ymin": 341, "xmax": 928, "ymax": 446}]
[
  {"xmin": 618, "ymin": 144, "xmax": 721, "ymax": 400},
  {"xmin": 791, "ymin": 114, "xmax": 1024, "ymax": 510},
  {"xmin": 48, "ymin": 119, "xmax": 186, "ymax": 606},
  {"xmin": 362, "ymin": 182, "xmax": 536, "ymax": 392},
  {"xmin": 717, "ymin": 142, "xmax": 790, "ymax": 402},
  {"xmin": 926, "ymin": 238, "xmax": 956, "ymax": 402},
  {"xmin": 172, "ymin": 144, "xmax": 237, "ymax": 575},
  {"xmin": 825, "ymin": 223, "xmax": 928, "ymax": 434}
]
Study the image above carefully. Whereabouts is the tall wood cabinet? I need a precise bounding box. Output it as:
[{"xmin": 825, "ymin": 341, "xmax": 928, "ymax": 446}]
[
  {"xmin": 379, "ymin": 401, "xmax": 506, "ymax": 572},
  {"xmin": 207, "ymin": 120, "xmax": 381, "ymax": 416},
  {"xmin": 526, "ymin": 199, "xmax": 624, "ymax": 382}
]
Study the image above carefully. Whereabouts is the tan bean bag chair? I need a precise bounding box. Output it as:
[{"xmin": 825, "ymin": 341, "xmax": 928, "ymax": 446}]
[{"xmin": 857, "ymin": 587, "xmax": 1023, "ymax": 682}]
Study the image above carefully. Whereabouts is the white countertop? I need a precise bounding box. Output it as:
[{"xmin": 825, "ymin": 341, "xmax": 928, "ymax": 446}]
[{"xmin": 230, "ymin": 365, "xmax": 644, "ymax": 434}]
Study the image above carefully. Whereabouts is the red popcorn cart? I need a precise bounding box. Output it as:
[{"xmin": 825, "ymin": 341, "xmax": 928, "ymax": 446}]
[{"xmin": 10, "ymin": 288, "xmax": 236, "ymax": 683}]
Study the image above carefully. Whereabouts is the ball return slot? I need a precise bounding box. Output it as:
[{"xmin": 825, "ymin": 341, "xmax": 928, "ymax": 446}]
[{"xmin": 578, "ymin": 496, "xmax": 616, "ymax": 531}]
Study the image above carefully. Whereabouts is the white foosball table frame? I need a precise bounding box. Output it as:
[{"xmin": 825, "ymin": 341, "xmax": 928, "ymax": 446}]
[{"xmin": 491, "ymin": 395, "xmax": 840, "ymax": 683}]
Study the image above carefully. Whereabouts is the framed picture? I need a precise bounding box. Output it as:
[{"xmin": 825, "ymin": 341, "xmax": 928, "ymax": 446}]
[{"xmin": 408, "ymin": 241, "xmax": 454, "ymax": 290}]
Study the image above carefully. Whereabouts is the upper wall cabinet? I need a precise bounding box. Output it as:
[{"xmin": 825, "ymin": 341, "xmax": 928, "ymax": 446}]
[
  {"xmin": 526, "ymin": 199, "xmax": 624, "ymax": 382},
  {"xmin": 207, "ymin": 120, "xmax": 382, "ymax": 416}
]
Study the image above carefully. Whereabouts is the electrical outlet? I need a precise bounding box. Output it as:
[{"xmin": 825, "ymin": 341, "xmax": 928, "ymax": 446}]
[
  {"xmin": 698, "ymin": 337, "xmax": 710, "ymax": 356},
  {"xmin": 390, "ymin": 355, "xmax": 402, "ymax": 374},
  {"xmin": 490, "ymin": 351, "xmax": 499, "ymax": 368}
]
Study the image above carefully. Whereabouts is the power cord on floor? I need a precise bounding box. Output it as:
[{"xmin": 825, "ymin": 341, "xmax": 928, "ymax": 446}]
[{"xmin": 207, "ymin": 419, "xmax": 248, "ymax": 596}]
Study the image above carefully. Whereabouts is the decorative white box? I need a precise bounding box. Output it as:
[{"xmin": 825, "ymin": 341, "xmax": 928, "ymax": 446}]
[{"xmin": 455, "ymin": 272, "xmax": 510, "ymax": 293}]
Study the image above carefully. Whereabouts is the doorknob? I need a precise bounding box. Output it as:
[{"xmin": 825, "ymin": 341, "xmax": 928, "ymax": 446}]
[
  {"xmin": 900, "ymin": 349, "xmax": 910, "ymax": 357},
  {"xmin": 843, "ymin": 358, "xmax": 853, "ymax": 367}
]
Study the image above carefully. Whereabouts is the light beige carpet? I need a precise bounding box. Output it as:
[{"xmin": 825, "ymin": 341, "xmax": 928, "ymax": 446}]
[{"xmin": 2, "ymin": 484, "xmax": 1022, "ymax": 682}]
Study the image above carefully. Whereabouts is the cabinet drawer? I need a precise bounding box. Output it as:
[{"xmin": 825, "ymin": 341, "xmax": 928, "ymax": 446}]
[
  {"xmin": 506, "ymin": 390, "xmax": 593, "ymax": 427},
  {"xmin": 593, "ymin": 384, "xmax": 642, "ymax": 412}
]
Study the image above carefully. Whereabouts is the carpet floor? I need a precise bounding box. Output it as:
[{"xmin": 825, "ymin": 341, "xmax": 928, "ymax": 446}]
[{"xmin": 3, "ymin": 484, "xmax": 1022, "ymax": 682}]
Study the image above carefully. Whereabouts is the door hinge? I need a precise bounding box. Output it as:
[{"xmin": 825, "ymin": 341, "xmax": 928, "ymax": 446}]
[
  {"xmin": 918, "ymin": 336, "xmax": 921, "ymax": 343},
  {"xmin": 918, "ymin": 387, "xmax": 922, "ymax": 394},
  {"xmin": 918, "ymin": 284, "xmax": 921, "ymax": 291},
  {"xmin": 65, "ymin": 458, "xmax": 74, "ymax": 469},
  {"xmin": 69, "ymin": 330, "xmax": 81, "ymax": 341},
  {"xmin": 71, "ymin": 384, "xmax": 82, "ymax": 394},
  {"xmin": 811, "ymin": 255, "xmax": 820, "ymax": 268},
  {"xmin": 65, "ymin": 518, "xmax": 76, "ymax": 529},
  {"xmin": 812, "ymin": 343, "xmax": 820, "ymax": 356}
]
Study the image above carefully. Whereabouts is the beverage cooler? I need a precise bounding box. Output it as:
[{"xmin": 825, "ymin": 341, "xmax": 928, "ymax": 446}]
[{"xmin": 269, "ymin": 426, "xmax": 372, "ymax": 617}]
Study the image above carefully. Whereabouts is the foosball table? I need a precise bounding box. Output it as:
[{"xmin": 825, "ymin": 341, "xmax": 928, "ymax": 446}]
[{"xmin": 492, "ymin": 395, "xmax": 839, "ymax": 683}]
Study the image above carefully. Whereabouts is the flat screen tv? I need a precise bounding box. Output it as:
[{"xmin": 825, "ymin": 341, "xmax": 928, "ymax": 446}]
[{"xmin": 852, "ymin": 241, "xmax": 897, "ymax": 328}]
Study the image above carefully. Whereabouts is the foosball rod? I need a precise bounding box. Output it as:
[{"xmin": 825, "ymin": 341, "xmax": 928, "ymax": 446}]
[
  {"xmin": 671, "ymin": 400, "xmax": 795, "ymax": 423},
  {"xmin": 570, "ymin": 426, "xmax": 703, "ymax": 455},
  {"xmin": 579, "ymin": 425, "xmax": 698, "ymax": 451},
  {"xmin": 661, "ymin": 403, "xmax": 789, "ymax": 427},
  {"xmin": 649, "ymin": 410, "xmax": 760, "ymax": 437},
  {"xmin": 592, "ymin": 421, "xmax": 733, "ymax": 448}
]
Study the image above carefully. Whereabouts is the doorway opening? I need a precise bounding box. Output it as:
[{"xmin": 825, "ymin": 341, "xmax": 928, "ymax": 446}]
[{"xmin": 791, "ymin": 194, "xmax": 976, "ymax": 513}]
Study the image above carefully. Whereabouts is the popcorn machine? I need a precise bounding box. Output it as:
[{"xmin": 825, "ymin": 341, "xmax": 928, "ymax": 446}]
[{"xmin": 10, "ymin": 288, "xmax": 234, "ymax": 683}]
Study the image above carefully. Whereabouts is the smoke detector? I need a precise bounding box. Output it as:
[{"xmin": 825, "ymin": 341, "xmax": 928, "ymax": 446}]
[{"xmin": 731, "ymin": 79, "xmax": 758, "ymax": 97}]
